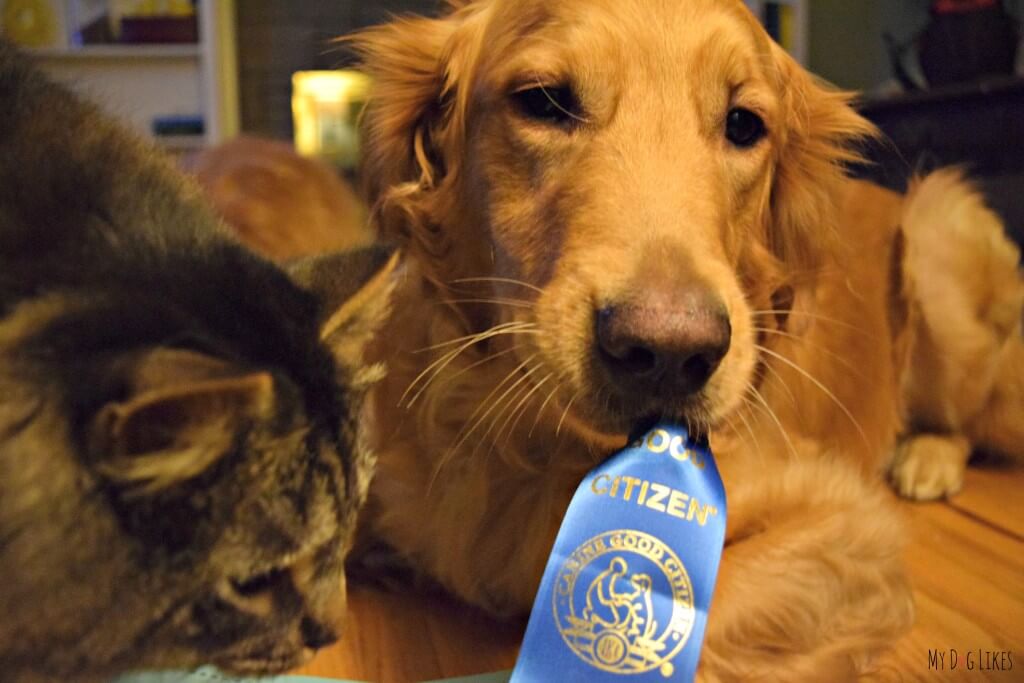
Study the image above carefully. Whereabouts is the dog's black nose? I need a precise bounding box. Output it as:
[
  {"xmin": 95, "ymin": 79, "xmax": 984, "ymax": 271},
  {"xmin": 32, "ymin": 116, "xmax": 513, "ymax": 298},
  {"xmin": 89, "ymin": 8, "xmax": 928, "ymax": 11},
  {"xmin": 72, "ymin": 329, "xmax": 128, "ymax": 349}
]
[{"xmin": 595, "ymin": 289, "xmax": 731, "ymax": 399}]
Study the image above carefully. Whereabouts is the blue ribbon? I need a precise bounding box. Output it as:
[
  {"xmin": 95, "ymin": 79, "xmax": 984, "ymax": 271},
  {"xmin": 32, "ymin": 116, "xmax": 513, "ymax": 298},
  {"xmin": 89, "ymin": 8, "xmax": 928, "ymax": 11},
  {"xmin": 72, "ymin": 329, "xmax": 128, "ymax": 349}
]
[{"xmin": 511, "ymin": 423, "xmax": 727, "ymax": 682}]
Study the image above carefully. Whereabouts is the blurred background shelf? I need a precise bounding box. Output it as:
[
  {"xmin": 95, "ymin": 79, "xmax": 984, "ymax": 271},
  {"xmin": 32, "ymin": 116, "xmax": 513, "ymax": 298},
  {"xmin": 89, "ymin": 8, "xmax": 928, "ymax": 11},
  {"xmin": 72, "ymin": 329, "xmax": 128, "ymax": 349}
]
[
  {"xmin": 744, "ymin": 0, "xmax": 808, "ymax": 64},
  {"xmin": 28, "ymin": 43, "xmax": 201, "ymax": 59},
  {"xmin": 154, "ymin": 133, "xmax": 206, "ymax": 151},
  {"xmin": 20, "ymin": 0, "xmax": 239, "ymax": 151}
]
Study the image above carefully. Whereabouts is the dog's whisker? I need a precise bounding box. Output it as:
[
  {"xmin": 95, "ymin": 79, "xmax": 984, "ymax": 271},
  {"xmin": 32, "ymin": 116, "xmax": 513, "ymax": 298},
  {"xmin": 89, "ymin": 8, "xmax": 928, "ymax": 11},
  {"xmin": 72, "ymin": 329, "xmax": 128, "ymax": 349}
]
[
  {"xmin": 753, "ymin": 326, "xmax": 867, "ymax": 380},
  {"xmin": 449, "ymin": 276, "xmax": 544, "ymax": 295},
  {"xmin": 469, "ymin": 363, "xmax": 546, "ymax": 463},
  {"xmin": 402, "ymin": 343, "xmax": 468, "ymax": 406},
  {"xmin": 414, "ymin": 321, "xmax": 535, "ymax": 353},
  {"xmin": 749, "ymin": 347, "xmax": 799, "ymax": 409},
  {"xmin": 477, "ymin": 369, "xmax": 538, "ymax": 451},
  {"xmin": 499, "ymin": 372, "xmax": 554, "ymax": 449},
  {"xmin": 475, "ymin": 378, "xmax": 530, "ymax": 462},
  {"xmin": 716, "ymin": 411, "xmax": 735, "ymax": 441},
  {"xmin": 746, "ymin": 386, "xmax": 799, "ymax": 459},
  {"xmin": 402, "ymin": 324, "xmax": 537, "ymax": 407},
  {"xmin": 451, "ymin": 355, "xmax": 538, "ymax": 446},
  {"xmin": 556, "ymin": 390, "xmax": 581, "ymax": 438},
  {"xmin": 530, "ymin": 380, "xmax": 564, "ymax": 439},
  {"xmin": 755, "ymin": 344, "xmax": 872, "ymax": 448},
  {"xmin": 596, "ymin": 384, "xmax": 613, "ymax": 422},
  {"xmin": 480, "ymin": 365, "xmax": 546, "ymax": 461},
  {"xmin": 439, "ymin": 298, "xmax": 536, "ymax": 309},
  {"xmin": 428, "ymin": 355, "xmax": 539, "ymax": 488},
  {"xmin": 699, "ymin": 413, "xmax": 713, "ymax": 442},
  {"xmin": 729, "ymin": 403, "xmax": 764, "ymax": 467},
  {"xmin": 749, "ymin": 310, "xmax": 876, "ymax": 338},
  {"xmin": 738, "ymin": 391, "xmax": 768, "ymax": 471},
  {"xmin": 448, "ymin": 355, "xmax": 541, "ymax": 458},
  {"xmin": 425, "ymin": 345, "xmax": 523, "ymax": 395},
  {"xmin": 584, "ymin": 438, "xmax": 603, "ymax": 465}
]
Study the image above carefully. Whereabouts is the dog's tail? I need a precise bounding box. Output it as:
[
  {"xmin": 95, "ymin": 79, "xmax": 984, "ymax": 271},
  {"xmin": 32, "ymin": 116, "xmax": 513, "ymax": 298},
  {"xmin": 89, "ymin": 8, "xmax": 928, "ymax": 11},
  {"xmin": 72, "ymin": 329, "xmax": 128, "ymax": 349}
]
[
  {"xmin": 901, "ymin": 169, "xmax": 1024, "ymax": 459},
  {"xmin": 902, "ymin": 169, "xmax": 1022, "ymax": 341}
]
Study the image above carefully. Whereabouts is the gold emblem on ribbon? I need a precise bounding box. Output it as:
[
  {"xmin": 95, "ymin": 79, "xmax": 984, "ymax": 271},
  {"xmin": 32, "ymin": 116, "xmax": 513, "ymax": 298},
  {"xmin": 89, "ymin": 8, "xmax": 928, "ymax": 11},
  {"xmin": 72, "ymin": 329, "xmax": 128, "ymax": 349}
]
[{"xmin": 553, "ymin": 530, "xmax": 695, "ymax": 677}]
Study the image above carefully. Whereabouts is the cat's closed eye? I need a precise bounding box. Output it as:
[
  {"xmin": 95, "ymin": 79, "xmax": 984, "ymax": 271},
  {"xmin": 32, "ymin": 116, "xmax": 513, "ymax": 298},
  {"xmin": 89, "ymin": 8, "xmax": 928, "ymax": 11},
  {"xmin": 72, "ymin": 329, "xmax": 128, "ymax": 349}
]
[{"xmin": 230, "ymin": 568, "xmax": 287, "ymax": 599}]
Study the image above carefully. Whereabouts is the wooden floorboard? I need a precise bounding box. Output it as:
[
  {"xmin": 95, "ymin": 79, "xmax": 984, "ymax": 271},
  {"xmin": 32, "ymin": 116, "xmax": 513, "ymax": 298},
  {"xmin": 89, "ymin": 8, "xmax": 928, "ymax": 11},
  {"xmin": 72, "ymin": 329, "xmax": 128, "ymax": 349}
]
[
  {"xmin": 877, "ymin": 482, "xmax": 1024, "ymax": 682},
  {"xmin": 300, "ymin": 465, "xmax": 1024, "ymax": 682},
  {"xmin": 951, "ymin": 466, "xmax": 1024, "ymax": 540}
]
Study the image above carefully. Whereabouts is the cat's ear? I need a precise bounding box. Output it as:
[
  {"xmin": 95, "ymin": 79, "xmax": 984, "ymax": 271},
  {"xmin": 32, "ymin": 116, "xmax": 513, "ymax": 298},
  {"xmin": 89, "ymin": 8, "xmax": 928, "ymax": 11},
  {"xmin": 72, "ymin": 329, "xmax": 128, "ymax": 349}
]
[
  {"xmin": 92, "ymin": 349, "xmax": 274, "ymax": 496},
  {"xmin": 288, "ymin": 246, "xmax": 400, "ymax": 367}
]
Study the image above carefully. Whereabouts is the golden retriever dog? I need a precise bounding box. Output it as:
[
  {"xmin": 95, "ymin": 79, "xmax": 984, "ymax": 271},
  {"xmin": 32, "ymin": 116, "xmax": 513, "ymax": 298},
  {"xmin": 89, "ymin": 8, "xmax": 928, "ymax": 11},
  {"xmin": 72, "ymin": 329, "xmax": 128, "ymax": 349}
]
[
  {"xmin": 346, "ymin": 0, "xmax": 1016, "ymax": 679},
  {"xmin": 891, "ymin": 170, "xmax": 1024, "ymax": 501},
  {"xmin": 186, "ymin": 136, "xmax": 373, "ymax": 262}
]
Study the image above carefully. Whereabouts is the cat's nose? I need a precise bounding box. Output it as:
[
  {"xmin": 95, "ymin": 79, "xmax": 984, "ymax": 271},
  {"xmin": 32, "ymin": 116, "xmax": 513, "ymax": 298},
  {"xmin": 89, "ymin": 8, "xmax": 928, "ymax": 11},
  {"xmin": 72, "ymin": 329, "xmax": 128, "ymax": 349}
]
[
  {"xmin": 300, "ymin": 616, "xmax": 340, "ymax": 650},
  {"xmin": 595, "ymin": 287, "xmax": 731, "ymax": 399},
  {"xmin": 290, "ymin": 555, "xmax": 346, "ymax": 651}
]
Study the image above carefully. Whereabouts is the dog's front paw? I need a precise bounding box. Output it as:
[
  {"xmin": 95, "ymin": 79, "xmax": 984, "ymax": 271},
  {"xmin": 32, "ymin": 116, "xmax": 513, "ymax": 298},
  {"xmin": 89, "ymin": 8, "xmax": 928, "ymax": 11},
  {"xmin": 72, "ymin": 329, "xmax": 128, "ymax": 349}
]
[{"xmin": 889, "ymin": 433, "xmax": 970, "ymax": 501}]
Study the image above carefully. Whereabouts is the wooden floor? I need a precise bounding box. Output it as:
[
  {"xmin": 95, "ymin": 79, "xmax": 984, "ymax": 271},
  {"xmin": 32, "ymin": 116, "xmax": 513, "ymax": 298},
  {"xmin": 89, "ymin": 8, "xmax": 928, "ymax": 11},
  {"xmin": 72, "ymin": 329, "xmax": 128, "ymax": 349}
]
[{"xmin": 298, "ymin": 464, "xmax": 1024, "ymax": 683}]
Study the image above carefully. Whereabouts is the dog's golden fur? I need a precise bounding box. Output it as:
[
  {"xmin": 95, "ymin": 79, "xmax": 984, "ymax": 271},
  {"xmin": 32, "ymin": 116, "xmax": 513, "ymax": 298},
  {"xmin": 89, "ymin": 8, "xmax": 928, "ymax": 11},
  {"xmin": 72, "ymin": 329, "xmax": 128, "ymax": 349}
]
[
  {"xmin": 186, "ymin": 136, "xmax": 372, "ymax": 262},
  {"xmin": 890, "ymin": 170, "xmax": 1024, "ymax": 500},
  {"xmin": 349, "ymin": 1, "xmax": 1019, "ymax": 678}
]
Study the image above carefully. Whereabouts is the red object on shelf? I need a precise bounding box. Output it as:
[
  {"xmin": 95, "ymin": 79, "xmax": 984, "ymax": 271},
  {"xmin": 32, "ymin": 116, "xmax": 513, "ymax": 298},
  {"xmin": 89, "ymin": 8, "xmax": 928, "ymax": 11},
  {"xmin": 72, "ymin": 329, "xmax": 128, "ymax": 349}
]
[
  {"xmin": 119, "ymin": 16, "xmax": 198, "ymax": 44},
  {"xmin": 932, "ymin": 0, "xmax": 999, "ymax": 15}
]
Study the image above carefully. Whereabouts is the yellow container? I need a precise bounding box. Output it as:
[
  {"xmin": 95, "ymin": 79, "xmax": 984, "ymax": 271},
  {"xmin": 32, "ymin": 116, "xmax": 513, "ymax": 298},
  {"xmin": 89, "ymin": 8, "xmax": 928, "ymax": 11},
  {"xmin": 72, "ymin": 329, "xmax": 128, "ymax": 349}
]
[{"xmin": 292, "ymin": 70, "xmax": 372, "ymax": 169}]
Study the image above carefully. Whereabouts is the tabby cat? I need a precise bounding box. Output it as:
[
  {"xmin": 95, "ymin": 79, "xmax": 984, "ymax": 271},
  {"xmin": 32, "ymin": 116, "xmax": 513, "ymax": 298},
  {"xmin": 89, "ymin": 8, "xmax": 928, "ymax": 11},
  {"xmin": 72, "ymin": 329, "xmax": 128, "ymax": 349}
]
[{"xmin": 0, "ymin": 43, "xmax": 394, "ymax": 682}]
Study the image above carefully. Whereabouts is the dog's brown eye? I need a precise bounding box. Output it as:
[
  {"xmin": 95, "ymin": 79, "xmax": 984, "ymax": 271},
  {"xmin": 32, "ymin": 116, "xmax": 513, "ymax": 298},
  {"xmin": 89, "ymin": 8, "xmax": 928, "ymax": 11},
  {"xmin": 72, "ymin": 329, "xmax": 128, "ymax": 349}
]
[
  {"xmin": 725, "ymin": 107, "xmax": 767, "ymax": 148},
  {"xmin": 512, "ymin": 85, "xmax": 582, "ymax": 126}
]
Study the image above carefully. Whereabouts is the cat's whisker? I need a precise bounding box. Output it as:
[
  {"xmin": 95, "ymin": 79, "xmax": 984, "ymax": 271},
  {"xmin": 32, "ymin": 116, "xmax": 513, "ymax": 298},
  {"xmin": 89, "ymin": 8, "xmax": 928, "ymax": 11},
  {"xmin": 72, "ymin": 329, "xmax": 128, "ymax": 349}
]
[{"xmin": 755, "ymin": 343, "xmax": 871, "ymax": 448}]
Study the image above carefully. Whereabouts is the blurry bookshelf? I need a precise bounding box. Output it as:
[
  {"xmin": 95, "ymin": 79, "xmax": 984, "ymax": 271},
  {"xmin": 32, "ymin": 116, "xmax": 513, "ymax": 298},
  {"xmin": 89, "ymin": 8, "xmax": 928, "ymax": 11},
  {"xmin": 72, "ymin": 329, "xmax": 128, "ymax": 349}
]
[
  {"xmin": 0, "ymin": 0, "xmax": 239, "ymax": 151},
  {"xmin": 745, "ymin": 0, "xmax": 808, "ymax": 64}
]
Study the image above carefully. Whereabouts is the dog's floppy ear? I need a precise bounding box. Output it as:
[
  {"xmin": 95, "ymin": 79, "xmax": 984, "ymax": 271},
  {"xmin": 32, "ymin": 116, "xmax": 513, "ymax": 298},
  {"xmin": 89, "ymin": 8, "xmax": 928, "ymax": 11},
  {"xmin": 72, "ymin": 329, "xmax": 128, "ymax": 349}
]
[
  {"xmin": 769, "ymin": 43, "xmax": 878, "ymax": 273},
  {"xmin": 349, "ymin": 3, "xmax": 489, "ymax": 269}
]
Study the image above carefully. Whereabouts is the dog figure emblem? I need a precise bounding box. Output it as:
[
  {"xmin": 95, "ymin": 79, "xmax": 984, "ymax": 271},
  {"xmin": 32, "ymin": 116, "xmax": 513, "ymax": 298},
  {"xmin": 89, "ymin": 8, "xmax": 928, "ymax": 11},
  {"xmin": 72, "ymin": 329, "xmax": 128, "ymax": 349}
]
[{"xmin": 554, "ymin": 530, "xmax": 695, "ymax": 677}]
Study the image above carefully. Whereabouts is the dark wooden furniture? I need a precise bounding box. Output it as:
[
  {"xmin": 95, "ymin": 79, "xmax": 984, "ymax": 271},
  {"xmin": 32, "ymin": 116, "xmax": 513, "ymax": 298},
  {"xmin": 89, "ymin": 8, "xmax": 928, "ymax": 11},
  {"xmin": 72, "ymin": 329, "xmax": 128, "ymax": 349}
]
[{"xmin": 856, "ymin": 76, "xmax": 1024, "ymax": 247}]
